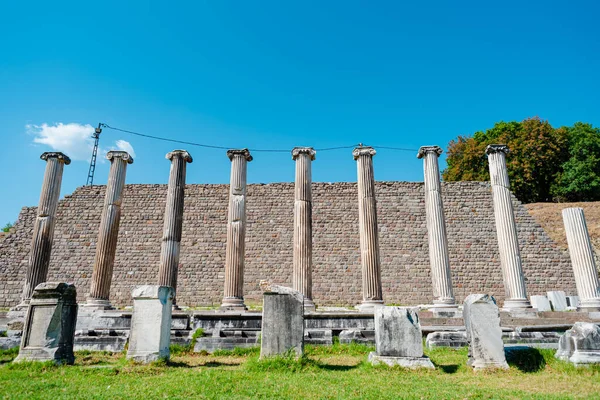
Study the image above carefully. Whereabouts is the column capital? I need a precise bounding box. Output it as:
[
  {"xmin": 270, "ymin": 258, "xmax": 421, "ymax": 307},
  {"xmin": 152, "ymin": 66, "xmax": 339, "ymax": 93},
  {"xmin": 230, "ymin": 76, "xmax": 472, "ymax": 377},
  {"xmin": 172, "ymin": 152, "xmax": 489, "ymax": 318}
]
[
  {"xmin": 227, "ymin": 148, "xmax": 252, "ymax": 162},
  {"xmin": 485, "ymin": 144, "xmax": 509, "ymax": 156},
  {"xmin": 106, "ymin": 151, "xmax": 134, "ymax": 164},
  {"xmin": 417, "ymin": 146, "xmax": 442, "ymax": 159},
  {"xmin": 41, "ymin": 152, "xmax": 71, "ymax": 165},
  {"xmin": 167, "ymin": 150, "xmax": 193, "ymax": 163},
  {"xmin": 291, "ymin": 147, "xmax": 316, "ymax": 161},
  {"xmin": 353, "ymin": 146, "xmax": 376, "ymax": 160}
]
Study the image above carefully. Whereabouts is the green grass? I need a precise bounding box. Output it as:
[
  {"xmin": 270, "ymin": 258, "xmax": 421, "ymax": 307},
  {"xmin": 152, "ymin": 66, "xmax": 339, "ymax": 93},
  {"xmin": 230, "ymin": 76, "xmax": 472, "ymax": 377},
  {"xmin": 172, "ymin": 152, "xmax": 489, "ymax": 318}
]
[{"xmin": 0, "ymin": 345, "xmax": 599, "ymax": 399}]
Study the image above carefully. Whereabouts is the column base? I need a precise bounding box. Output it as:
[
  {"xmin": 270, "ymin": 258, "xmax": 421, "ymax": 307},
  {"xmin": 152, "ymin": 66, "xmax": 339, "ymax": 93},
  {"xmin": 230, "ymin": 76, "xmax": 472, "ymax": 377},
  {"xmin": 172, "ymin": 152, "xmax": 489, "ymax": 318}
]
[
  {"xmin": 220, "ymin": 297, "xmax": 248, "ymax": 312},
  {"xmin": 356, "ymin": 300, "xmax": 384, "ymax": 313},
  {"xmin": 432, "ymin": 298, "xmax": 457, "ymax": 308},
  {"xmin": 83, "ymin": 298, "xmax": 115, "ymax": 310},
  {"xmin": 578, "ymin": 298, "xmax": 600, "ymax": 312},
  {"xmin": 502, "ymin": 298, "xmax": 532, "ymax": 310},
  {"xmin": 303, "ymin": 298, "xmax": 316, "ymax": 312}
]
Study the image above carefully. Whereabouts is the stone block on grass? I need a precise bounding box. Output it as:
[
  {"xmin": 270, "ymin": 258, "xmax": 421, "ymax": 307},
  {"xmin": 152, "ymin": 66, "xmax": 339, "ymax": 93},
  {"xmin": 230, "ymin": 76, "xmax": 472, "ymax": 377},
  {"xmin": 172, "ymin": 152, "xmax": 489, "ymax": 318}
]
[
  {"xmin": 368, "ymin": 306, "xmax": 434, "ymax": 369},
  {"xmin": 463, "ymin": 294, "xmax": 508, "ymax": 370},
  {"xmin": 260, "ymin": 284, "xmax": 304, "ymax": 359},
  {"xmin": 556, "ymin": 322, "xmax": 600, "ymax": 366},
  {"xmin": 126, "ymin": 285, "xmax": 174, "ymax": 363},
  {"xmin": 14, "ymin": 282, "xmax": 78, "ymax": 364}
]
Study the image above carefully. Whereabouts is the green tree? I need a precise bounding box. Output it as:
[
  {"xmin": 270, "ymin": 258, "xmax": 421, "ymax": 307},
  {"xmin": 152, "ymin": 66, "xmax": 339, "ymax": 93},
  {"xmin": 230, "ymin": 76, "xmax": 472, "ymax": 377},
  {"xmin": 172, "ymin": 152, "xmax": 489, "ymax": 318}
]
[
  {"xmin": 443, "ymin": 117, "xmax": 568, "ymax": 203},
  {"xmin": 551, "ymin": 122, "xmax": 600, "ymax": 202},
  {"xmin": 2, "ymin": 222, "xmax": 13, "ymax": 233}
]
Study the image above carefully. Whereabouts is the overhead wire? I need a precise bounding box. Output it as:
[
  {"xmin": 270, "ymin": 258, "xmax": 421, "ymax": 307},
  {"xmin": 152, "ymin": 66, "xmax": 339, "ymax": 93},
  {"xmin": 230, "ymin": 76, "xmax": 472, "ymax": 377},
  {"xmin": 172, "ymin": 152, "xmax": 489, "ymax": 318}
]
[{"xmin": 100, "ymin": 123, "xmax": 420, "ymax": 153}]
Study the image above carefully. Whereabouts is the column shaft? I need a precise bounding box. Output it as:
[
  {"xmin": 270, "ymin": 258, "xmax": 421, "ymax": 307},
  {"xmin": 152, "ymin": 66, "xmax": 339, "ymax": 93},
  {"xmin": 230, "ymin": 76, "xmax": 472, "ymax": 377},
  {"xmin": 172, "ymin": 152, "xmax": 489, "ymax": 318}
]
[
  {"xmin": 221, "ymin": 149, "xmax": 252, "ymax": 311},
  {"xmin": 292, "ymin": 147, "xmax": 316, "ymax": 310},
  {"xmin": 486, "ymin": 145, "xmax": 531, "ymax": 309},
  {"xmin": 87, "ymin": 151, "xmax": 133, "ymax": 308},
  {"xmin": 354, "ymin": 147, "xmax": 383, "ymax": 311},
  {"xmin": 158, "ymin": 150, "xmax": 192, "ymax": 307},
  {"xmin": 562, "ymin": 207, "xmax": 600, "ymax": 310},
  {"xmin": 21, "ymin": 152, "xmax": 71, "ymax": 302},
  {"xmin": 418, "ymin": 146, "xmax": 455, "ymax": 306}
]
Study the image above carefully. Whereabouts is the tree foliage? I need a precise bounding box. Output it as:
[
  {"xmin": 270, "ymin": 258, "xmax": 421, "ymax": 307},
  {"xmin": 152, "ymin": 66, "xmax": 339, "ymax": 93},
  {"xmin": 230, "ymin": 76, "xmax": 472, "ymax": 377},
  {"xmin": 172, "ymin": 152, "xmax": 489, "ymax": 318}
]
[
  {"xmin": 2, "ymin": 223, "xmax": 13, "ymax": 233},
  {"xmin": 443, "ymin": 117, "xmax": 600, "ymax": 203}
]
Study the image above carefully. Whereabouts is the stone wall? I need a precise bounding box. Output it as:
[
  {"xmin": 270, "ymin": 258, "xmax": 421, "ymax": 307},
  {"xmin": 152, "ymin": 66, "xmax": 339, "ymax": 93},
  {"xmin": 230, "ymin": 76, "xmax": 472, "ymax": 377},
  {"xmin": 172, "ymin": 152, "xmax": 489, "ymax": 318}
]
[{"xmin": 0, "ymin": 182, "xmax": 576, "ymax": 308}]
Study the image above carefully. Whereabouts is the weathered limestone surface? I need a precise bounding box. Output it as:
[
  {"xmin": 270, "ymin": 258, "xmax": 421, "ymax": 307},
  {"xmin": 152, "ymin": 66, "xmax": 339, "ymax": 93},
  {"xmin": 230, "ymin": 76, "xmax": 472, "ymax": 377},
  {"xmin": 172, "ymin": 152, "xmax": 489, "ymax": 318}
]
[
  {"xmin": 463, "ymin": 294, "xmax": 508, "ymax": 370},
  {"xmin": 126, "ymin": 285, "xmax": 173, "ymax": 363},
  {"xmin": 353, "ymin": 147, "xmax": 384, "ymax": 311},
  {"xmin": 260, "ymin": 286, "xmax": 304, "ymax": 358},
  {"xmin": 86, "ymin": 151, "xmax": 133, "ymax": 309},
  {"xmin": 426, "ymin": 331, "xmax": 468, "ymax": 349},
  {"xmin": 369, "ymin": 306, "xmax": 434, "ymax": 368},
  {"xmin": 530, "ymin": 295, "xmax": 552, "ymax": 312},
  {"xmin": 567, "ymin": 296, "xmax": 580, "ymax": 309},
  {"xmin": 0, "ymin": 182, "xmax": 576, "ymax": 308},
  {"xmin": 562, "ymin": 208, "xmax": 600, "ymax": 311},
  {"xmin": 547, "ymin": 291, "xmax": 568, "ymax": 312},
  {"xmin": 14, "ymin": 282, "xmax": 77, "ymax": 364},
  {"xmin": 417, "ymin": 146, "xmax": 455, "ymax": 306},
  {"xmin": 292, "ymin": 147, "xmax": 316, "ymax": 311},
  {"xmin": 486, "ymin": 145, "xmax": 531, "ymax": 309},
  {"xmin": 157, "ymin": 150, "xmax": 192, "ymax": 307},
  {"xmin": 20, "ymin": 152, "xmax": 71, "ymax": 304},
  {"xmin": 221, "ymin": 149, "xmax": 252, "ymax": 311},
  {"xmin": 556, "ymin": 322, "xmax": 600, "ymax": 365}
]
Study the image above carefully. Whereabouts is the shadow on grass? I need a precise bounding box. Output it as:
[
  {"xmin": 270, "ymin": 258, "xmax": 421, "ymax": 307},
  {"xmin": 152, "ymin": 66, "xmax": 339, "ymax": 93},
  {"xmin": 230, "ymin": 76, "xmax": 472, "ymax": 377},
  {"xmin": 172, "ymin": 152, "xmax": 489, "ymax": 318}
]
[
  {"xmin": 316, "ymin": 363, "xmax": 358, "ymax": 372},
  {"xmin": 166, "ymin": 360, "xmax": 240, "ymax": 368},
  {"xmin": 505, "ymin": 346, "xmax": 546, "ymax": 373},
  {"xmin": 438, "ymin": 364, "xmax": 459, "ymax": 374}
]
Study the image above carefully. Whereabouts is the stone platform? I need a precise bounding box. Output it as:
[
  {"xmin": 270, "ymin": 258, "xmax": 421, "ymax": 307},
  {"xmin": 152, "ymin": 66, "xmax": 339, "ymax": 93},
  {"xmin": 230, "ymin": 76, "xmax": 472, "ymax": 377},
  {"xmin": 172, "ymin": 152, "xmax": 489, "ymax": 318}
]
[{"xmin": 2, "ymin": 309, "xmax": 599, "ymax": 352}]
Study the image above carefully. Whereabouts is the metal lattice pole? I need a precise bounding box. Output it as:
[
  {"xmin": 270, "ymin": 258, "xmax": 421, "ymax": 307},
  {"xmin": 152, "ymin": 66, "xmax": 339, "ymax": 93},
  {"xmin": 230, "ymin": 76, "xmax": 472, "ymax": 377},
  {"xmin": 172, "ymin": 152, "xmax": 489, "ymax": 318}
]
[{"xmin": 86, "ymin": 123, "xmax": 103, "ymax": 186}]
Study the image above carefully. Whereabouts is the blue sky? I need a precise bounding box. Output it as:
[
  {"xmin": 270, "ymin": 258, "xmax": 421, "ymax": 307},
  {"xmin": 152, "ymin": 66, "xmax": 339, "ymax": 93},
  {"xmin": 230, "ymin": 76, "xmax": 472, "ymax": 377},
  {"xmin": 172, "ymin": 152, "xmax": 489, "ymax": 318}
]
[{"xmin": 1, "ymin": 1, "xmax": 599, "ymax": 224}]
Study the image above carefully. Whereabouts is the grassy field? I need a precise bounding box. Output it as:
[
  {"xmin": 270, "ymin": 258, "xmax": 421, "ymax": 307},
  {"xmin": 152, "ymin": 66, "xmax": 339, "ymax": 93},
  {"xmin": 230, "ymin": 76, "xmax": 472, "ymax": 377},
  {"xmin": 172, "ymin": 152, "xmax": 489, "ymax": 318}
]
[{"xmin": 0, "ymin": 344, "xmax": 599, "ymax": 399}]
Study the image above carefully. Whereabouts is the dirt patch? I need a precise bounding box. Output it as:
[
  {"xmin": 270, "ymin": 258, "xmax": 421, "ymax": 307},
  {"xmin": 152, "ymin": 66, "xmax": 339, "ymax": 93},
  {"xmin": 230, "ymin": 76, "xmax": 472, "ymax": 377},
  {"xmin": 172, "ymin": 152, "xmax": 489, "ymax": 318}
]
[{"xmin": 526, "ymin": 201, "xmax": 600, "ymax": 258}]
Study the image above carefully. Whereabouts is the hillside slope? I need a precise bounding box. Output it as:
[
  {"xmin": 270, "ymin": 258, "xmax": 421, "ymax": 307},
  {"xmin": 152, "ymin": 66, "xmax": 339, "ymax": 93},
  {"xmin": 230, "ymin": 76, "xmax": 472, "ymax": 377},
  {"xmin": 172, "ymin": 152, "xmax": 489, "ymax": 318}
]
[{"xmin": 526, "ymin": 202, "xmax": 600, "ymax": 257}]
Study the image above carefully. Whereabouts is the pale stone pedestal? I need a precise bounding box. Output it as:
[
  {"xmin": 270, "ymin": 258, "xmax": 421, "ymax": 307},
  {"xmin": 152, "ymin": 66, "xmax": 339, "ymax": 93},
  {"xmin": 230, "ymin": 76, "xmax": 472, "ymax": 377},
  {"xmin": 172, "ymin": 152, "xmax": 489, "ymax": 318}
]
[
  {"xmin": 530, "ymin": 295, "xmax": 551, "ymax": 312},
  {"xmin": 370, "ymin": 306, "xmax": 434, "ymax": 369},
  {"xmin": 463, "ymin": 294, "xmax": 509, "ymax": 370},
  {"xmin": 260, "ymin": 284, "xmax": 304, "ymax": 359},
  {"xmin": 356, "ymin": 300, "xmax": 384, "ymax": 313},
  {"xmin": 14, "ymin": 282, "xmax": 78, "ymax": 365},
  {"xmin": 548, "ymin": 291, "xmax": 568, "ymax": 311},
  {"xmin": 126, "ymin": 285, "xmax": 174, "ymax": 363}
]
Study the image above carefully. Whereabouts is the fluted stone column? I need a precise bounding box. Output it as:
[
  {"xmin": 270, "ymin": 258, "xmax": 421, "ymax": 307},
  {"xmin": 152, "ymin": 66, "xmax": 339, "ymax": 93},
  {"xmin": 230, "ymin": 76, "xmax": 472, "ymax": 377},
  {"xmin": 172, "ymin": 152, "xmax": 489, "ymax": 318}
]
[
  {"xmin": 20, "ymin": 152, "xmax": 71, "ymax": 304},
  {"xmin": 292, "ymin": 147, "xmax": 316, "ymax": 311},
  {"xmin": 486, "ymin": 145, "xmax": 531, "ymax": 309},
  {"xmin": 562, "ymin": 208, "xmax": 600, "ymax": 311},
  {"xmin": 353, "ymin": 146, "xmax": 384, "ymax": 311},
  {"xmin": 86, "ymin": 151, "xmax": 133, "ymax": 309},
  {"xmin": 221, "ymin": 149, "xmax": 252, "ymax": 311},
  {"xmin": 417, "ymin": 146, "xmax": 455, "ymax": 307},
  {"xmin": 158, "ymin": 150, "xmax": 193, "ymax": 308}
]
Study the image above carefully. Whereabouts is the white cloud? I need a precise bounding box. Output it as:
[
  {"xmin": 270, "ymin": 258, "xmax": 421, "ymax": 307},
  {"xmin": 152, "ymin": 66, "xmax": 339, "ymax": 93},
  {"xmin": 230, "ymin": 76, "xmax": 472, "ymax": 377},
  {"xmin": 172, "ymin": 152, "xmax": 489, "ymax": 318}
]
[
  {"xmin": 114, "ymin": 140, "xmax": 136, "ymax": 158},
  {"xmin": 27, "ymin": 122, "xmax": 136, "ymax": 161},
  {"xmin": 27, "ymin": 122, "xmax": 95, "ymax": 161}
]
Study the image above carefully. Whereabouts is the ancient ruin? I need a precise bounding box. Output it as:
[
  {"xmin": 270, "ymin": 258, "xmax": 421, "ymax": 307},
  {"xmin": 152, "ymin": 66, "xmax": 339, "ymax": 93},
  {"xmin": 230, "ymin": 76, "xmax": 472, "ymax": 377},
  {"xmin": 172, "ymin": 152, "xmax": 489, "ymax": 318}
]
[
  {"xmin": 18, "ymin": 152, "xmax": 71, "ymax": 308},
  {"xmin": 86, "ymin": 151, "xmax": 133, "ymax": 309},
  {"xmin": 417, "ymin": 146, "xmax": 455, "ymax": 307},
  {"xmin": 486, "ymin": 145, "xmax": 531, "ymax": 309},
  {"xmin": 1, "ymin": 145, "xmax": 599, "ymax": 364}
]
